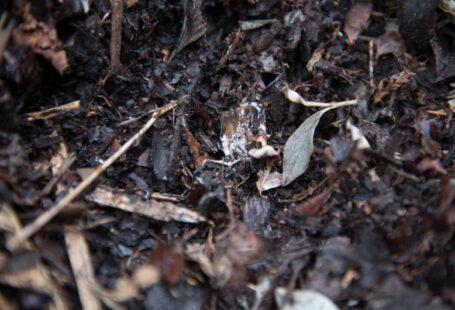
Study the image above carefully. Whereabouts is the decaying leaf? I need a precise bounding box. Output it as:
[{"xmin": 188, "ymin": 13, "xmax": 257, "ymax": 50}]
[
  {"xmin": 343, "ymin": 2, "xmax": 372, "ymax": 44},
  {"xmin": 170, "ymin": 0, "xmax": 207, "ymax": 61},
  {"xmin": 86, "ymin": 186, "xmax": 206, "ymax": 223},
  {"xmin": 275, "ymin": 287, "xmax": 339, "ymax": 310}
]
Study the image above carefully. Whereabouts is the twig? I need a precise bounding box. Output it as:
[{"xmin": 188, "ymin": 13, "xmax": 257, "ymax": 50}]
[
  {"xmin": 282, "ymin": 84, "xmax": 358, "ymax": 108},
  {"xmin": 7, "ymin": 100, "xmax": 180, "ymax": 251},
  {"xmin": 368, "ymin": 39, "xmax": 374, "ymax": 88},
  {"xmin": 27, "ymin": 100, "xmax": 81, "ymax": 121},
  {"xmin": 110, "ymin": 0, "xmax": 123, "ymax": 71},
  {"xmin": 41, "ymin": 153, "xmax": 76, "ymax": 196}
]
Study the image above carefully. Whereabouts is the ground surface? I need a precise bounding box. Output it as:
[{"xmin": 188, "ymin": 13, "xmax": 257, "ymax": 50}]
[{"xmin": 1, "ymin": 0, "xmax": 455, "ymax": 309}]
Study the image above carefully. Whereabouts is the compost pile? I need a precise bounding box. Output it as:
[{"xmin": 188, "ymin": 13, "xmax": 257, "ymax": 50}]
[{"xmin": 0, "ymin": 0, "xmax": 454, "ymax": 309}]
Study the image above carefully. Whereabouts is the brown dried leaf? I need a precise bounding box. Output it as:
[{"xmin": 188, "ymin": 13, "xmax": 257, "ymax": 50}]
[
  {"xmin": 344, "ymin": 3, "xmax": 372, "ymax": 44},
  {"xmin": 293, "ymin": 189, "xmax": 332, "ymax": 216}
]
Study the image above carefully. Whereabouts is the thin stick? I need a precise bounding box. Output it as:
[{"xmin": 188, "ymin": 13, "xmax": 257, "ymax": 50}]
[
  {"xmin": 110, "ymin": 0, "xmax": 123, "ymax": 71},
  {"xmin": 27, "ymin": 100, "xmax": 81, "ymax": 121},
  {"xmin": 7, "ymin": 100, "xmax": 180, "ymax": 251},
  {"xmin": 368, "ymin": 39, "xmax": 374, "ymax": 88}
]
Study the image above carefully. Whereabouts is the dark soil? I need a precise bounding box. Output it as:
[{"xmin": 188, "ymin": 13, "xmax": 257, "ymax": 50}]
[{"xmin": 1, "ymin": 0, "xmax": 455, "ymax": 309}]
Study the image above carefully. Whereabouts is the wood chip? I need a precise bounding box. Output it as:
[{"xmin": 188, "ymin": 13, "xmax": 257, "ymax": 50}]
[
  {"xmin": 65, "ymin": 226, "xmax": 102, "ymax": 310},
  {"xmin": 86, "ymin": 186, "xmax": 206, "ymax": 223}
]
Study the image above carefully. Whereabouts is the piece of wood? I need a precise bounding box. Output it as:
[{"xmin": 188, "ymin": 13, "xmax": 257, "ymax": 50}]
[{"xmin": 65, "ymin": 226, "xmax": 102, "ymax": 310}]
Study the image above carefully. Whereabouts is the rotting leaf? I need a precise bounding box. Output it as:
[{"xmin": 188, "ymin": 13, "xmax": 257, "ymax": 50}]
[
  {"xmin": 169, "ymin": 0, "xmax": 207, "ymax": 62},
  {"xmin": 343, "ymin": 2, "xmax": 372, "ymax": 44}
]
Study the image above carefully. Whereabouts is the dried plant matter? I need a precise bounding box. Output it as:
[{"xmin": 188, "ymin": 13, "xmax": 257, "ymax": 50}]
[
  {"xmin": 7, "ymin": 100, "xmax": 180, "ymax": 251},
  {"xmin": 282, "ymin": 86, "xmax": 357, "ymax": 186}
]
